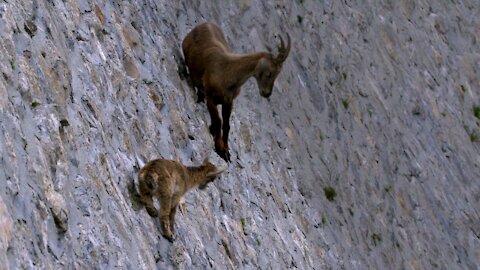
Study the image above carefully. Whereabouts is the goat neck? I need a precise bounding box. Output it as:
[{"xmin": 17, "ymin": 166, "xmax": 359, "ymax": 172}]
[
  {"xmin": 223, "ymin": 52, "xmax": 269, "ymax": 89},
  {"xmin": 185, "ymin": 165, "xmax": 211, "ymax": 189}
]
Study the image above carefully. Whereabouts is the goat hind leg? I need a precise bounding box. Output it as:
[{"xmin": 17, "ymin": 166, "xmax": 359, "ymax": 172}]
[
  {"xmin": 159, "ymin": 198, "xmax": 175, "ymax": 242},
  {"xmin": 140, "ymin": 195, "xmax": 158, "ymax": 217},
  {"xmin": 169, "ymin": 205, "xmax": 178, "ymax": 234}
]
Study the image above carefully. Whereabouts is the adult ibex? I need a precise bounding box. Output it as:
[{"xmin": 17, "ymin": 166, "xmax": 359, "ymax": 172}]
[
  {"xmin": 137, "ymin": 158, "xmax": 224, "ymax": 242},
  {"xmin": 182, "ymin": 22, "xmax": 291, "ymax": 161}
]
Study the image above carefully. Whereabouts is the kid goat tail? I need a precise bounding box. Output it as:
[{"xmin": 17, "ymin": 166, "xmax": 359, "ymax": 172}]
[{"xmin": 137, "ymin": 170, "xmax": 158, "ymax": 196}]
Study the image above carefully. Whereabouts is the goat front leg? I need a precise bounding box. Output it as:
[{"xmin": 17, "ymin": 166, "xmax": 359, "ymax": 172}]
[
  {"xmin": 207, "ymin": 97, "xmax": 227, "ymax": 159},
  {"xmin": 207, "ymin": 97, "xmax": 221, "ymax": 136},
  {"xmin": 221, "ymin": 102, "xmax": 233, "ymax": 162},
  {"xmin": 179, "ymin": 196, "xmax": 186, "ymax": 216}
]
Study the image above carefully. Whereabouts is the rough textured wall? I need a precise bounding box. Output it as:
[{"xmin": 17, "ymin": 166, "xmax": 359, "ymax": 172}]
[{"xmin": 0, "ymin": 0, "xmax": 479, "ymax": 269}]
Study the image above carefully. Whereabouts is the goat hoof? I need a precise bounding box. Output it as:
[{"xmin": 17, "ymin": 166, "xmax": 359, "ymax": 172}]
[
  {"xmin": 224, "ymin": 146, "xmax": 231, "ymax": 162},
  {"xmin": 163, "ymin": 233, "xmax": 175, "ymax": 243},
  {"xmin": 146, "ymin": 208, "xmax": 158, "ymax": 217},
  {"xmin": 218, "ymin": 149, "xmax": 231, "ymax": 162}
]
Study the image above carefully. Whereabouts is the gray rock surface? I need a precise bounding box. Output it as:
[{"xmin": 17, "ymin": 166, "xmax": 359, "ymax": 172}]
[{"xmin": 0, "ymin": 0, "xmax": 479, "ymax": 269}]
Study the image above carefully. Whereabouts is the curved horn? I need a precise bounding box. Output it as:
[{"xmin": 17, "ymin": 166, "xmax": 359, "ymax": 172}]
[{"xmin": 275, "ymin": 33, "xmax": 291, "ymax": 64}]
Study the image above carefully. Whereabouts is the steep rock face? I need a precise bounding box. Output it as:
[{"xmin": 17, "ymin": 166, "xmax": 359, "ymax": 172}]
[{"xmin": 0, "ymin": 0, "xmax": 479, "ymax": 269}]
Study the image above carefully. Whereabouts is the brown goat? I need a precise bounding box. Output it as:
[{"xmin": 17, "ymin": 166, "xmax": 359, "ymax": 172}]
[
  {"xmin": 137, "ymin": 158, "xmax": 224, "ymax": 242},
  {"xmin": 182, "ymin": 22, "xmax": 291, "ymax": 161}
]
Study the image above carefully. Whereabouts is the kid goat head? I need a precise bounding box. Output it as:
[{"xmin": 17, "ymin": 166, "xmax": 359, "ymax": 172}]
[
  {"xmin": 182, "ymin": 22, "xmax": 291, "ymax": 161},
  {"xmin": 137, "ymin": 158, "xmax": 224, "ymax": 242}
]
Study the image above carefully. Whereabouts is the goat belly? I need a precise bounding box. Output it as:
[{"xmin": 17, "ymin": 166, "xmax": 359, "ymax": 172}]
[{"xmin": 210, "ymin": 95, "xmax": 224, "ymax": 104}]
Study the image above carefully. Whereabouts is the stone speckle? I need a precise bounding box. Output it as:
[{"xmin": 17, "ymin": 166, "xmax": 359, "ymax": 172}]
[
  {"xmin": 0, "ymin": 0, "xmax": 479, "ymax": 269},
  {"xmin": 0, "ymin": 196, "xmax": 13, "ymax": 268}
]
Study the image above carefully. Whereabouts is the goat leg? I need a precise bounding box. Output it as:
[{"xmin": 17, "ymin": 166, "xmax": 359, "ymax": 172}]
[
  {"xmin": 146, "ymin": 206, "xmax": 158, "ymax": 217},
  {"xmin": 159, "ymin": 198, "xmax": 175, "ymax": 242},
  {"xmin": 142, "ymin": 196, "xmax": 158, "ymax": 217},
  {"xmin": 207, "ymin": 98, "xmax": 221, "ymax": 136},
  {"xmin": 160, "ymin": 215, "xmax": 175, "ymax": 242},
  {"xmin": 197, "ymin": 88, "xmax": 205, "ymax": 103},
  {"xmin": 221, "ymin": 149, "xmax": 231, "ymax": 162},
  {"xmin": 214, "ymin": 137, "xmax": 230, "ymax": 162},
  {"xmin": 169, "ymin": 205, "xmax": 178, "ymax": 234},
  {"xmin": 220, "ymin": 103, "xmax": 232, "ymax": 162}
]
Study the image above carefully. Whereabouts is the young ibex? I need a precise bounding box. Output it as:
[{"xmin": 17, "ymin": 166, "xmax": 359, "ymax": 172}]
[
  {"xmin": 137, "ymin": 158, "xmax": 224, "ymax": 242},
  {"xmin": 182, "ymin": 22, "xmax": 291, "ymax": 161}
]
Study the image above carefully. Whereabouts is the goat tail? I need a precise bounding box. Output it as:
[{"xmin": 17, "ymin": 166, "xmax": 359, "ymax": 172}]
[
  {"xmin": 138, "ymin": 170, "xmax": 159, "ymax": 197},
  {"xmin": 129, "ymin": 169, "xmax": 155, "ymax": 211}
]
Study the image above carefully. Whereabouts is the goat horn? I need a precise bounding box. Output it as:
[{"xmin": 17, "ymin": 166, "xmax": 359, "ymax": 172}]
[
  {"xmin": 279, "ymin": 34, "xmax": 285, "ymax": 49},
  {"xmin": 275, "ymin": 33, "xmax": 291, "ymax": 64}
]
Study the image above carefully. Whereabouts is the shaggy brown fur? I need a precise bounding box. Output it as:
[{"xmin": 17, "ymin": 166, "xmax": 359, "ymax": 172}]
[
  {"xmin": 182, "ymin": 22, "xmax": 291, "ymax": 161},
  {"xmin": 137, "ymin": 158, "xmax": 224, "ymax": 242}
]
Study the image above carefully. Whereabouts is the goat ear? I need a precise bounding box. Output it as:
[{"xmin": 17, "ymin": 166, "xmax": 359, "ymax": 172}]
[
  {"xmin": 206, "ymin": 168, "xmax": 226, "ymax": 178},
  {"xmin": 202, "ymin": 157, "xmax": 209, "ymax": 165}
]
